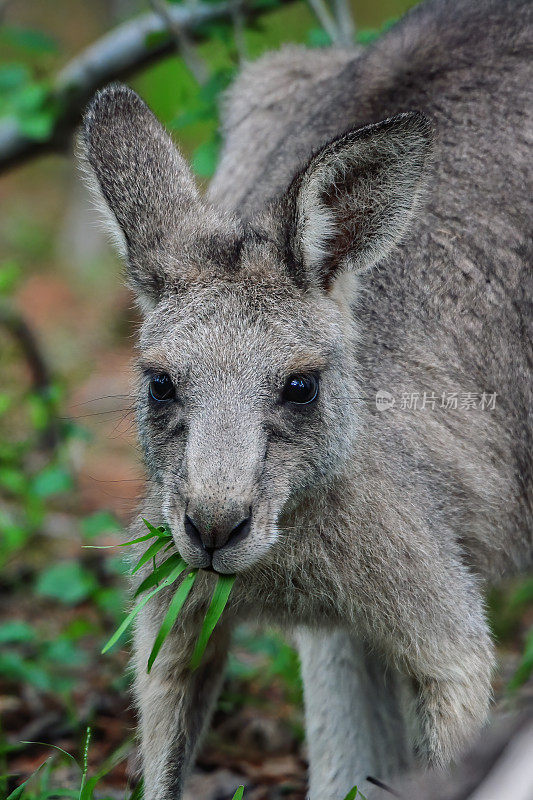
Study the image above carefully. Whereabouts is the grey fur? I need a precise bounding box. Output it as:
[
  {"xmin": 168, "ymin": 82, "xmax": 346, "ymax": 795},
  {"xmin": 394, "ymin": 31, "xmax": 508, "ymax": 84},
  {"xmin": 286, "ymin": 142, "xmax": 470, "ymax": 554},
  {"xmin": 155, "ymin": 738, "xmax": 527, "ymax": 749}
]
[{"xmin": 80, "ymin": 0, "xmax": 532, "ymax": 797}]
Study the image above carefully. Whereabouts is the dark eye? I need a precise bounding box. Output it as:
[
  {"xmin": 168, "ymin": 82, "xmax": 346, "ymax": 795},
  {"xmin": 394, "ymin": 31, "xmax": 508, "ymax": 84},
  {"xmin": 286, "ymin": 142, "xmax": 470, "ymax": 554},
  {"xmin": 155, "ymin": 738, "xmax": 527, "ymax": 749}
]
[
  {"xmin": 149, "ymin": 373, "xmax": 175, "ymax": 402},
  {"xmin": 282, "ymin": 374, "xmax": 319, "ymax": 405}
]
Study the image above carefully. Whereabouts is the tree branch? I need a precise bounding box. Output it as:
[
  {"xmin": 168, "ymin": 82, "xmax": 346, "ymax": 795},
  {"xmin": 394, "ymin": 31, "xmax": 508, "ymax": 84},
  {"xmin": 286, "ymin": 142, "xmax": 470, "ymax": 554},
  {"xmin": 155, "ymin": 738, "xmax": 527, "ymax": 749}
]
[
  {"xmin": 306, "ymin": 0, "xmax": 339, "ymax": 43},
  {"xmin": 0, "ymin": 0, "xmax": 292, "ymax": 175},
  {"xmin": 332, "ymin": 0, "xmax": 356, "ymax": 47},
  {"xmin": 231, "ymin": 2, "xmax": 248, "ymax": 63},
  {"xmin": 149, "ymin": 0, "xmax": 209, "ymax": 84}
]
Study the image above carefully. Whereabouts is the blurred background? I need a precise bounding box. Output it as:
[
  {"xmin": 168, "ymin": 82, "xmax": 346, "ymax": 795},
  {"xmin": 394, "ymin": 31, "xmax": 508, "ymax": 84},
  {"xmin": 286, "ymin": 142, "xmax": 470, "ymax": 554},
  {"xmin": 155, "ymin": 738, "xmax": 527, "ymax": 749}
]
[{"xmin": 0, "ymin": 0, "xmax": 531, "ymax": 797}]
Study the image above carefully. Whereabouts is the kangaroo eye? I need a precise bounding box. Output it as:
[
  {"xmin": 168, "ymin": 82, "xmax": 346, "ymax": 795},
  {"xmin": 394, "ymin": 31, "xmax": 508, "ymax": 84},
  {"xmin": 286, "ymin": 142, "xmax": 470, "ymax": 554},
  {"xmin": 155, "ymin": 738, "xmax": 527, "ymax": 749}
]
[
  {"xmin": 282, "ymin": 374, "xmax": 319, "ymax": 405},
  {"xmin": 149, "ymin": 373, "xmax": 175, "ymax": 402}
]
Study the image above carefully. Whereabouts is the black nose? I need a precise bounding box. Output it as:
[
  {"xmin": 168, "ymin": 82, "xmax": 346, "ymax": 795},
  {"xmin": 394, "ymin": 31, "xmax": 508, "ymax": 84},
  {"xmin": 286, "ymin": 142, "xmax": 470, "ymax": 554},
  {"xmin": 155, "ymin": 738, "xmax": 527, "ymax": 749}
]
[{"xmin": 184, "ymin": 508, "xmax": 252, "ymax": 555}]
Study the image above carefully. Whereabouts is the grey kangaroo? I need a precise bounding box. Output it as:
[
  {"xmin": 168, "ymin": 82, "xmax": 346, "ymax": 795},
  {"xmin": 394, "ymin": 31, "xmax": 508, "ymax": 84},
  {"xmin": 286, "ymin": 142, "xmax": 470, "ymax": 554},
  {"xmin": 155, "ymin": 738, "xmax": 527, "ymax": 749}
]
[{"xmin": 79, "ymin": 0, "xmax": 532, "ymax": 796}]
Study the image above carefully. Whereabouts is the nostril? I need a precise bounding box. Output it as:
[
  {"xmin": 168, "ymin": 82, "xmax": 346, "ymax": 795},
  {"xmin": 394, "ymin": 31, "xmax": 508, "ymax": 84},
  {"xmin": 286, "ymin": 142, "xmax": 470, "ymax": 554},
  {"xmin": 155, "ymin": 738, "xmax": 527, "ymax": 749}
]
[
  {"xmin": 184, "ymin": 513, "xmax": 205, "ymax": 550},
  {"xmin": 184, "ymin": 507, "xmax": 252, "ymax": 553},
  {"xmin": 227, "ymin": 514, "xmax": 252, "ymax": 548}
]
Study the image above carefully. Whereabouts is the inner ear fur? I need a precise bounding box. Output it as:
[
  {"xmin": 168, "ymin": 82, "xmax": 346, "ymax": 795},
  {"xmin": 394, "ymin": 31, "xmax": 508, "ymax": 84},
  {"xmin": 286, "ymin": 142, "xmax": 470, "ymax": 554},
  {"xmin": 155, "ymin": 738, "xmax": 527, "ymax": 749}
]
[{"xmin": 289, "ymin": 111, "xmax": 434, "ymax": 291}]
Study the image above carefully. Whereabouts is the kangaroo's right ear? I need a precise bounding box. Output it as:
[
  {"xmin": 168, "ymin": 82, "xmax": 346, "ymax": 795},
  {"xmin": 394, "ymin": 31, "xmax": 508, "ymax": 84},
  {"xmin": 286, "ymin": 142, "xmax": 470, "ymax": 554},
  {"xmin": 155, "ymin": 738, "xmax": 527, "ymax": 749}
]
[
  {"xmin": 80, "ymin": 84, "xmax": 201, "ymax": 308},
  {"xmin": 280, "ymin": 111, "xmax": 433, "ymax": 292}
]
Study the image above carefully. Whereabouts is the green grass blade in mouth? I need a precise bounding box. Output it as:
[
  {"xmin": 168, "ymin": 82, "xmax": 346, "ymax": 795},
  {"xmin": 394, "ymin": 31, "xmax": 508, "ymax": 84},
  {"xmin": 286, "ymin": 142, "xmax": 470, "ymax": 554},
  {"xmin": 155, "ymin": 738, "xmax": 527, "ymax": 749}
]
[
  {"xmin": 134, "ymin": 554, "xmax": 185, "ymax": 597},
  {"xmin": 231, "ymin": 787, "xmax": 244, "ymax": 800},
  {"xmin": 131, "ymin": 537, "xmax": 170, "ymax": 574},
  {"xmin": 83, "ymin": 530, "xmax": 166, "ymax": 550},
  {"xmin": 142, "ymin": 518, "xmax": 168, "ymax": 537},
  {"xmin": 102, "ymin": 561, "xmax": 187, "ymax": 654},
  {"xmin": 343, "ymin": 787, "xmax": 369, "ymax": 800},
  {"xmin": 101, "ymin": 519, "xmax": 237, "ymax": 673},
  {"xmin": 190, "ymin": 574, "xmax": 236, "ymax": 671},
  {"xmin": 342, "ymin": 788, "xmax": 358, "ymax": 800},
  {"xmin": 147, "ymin": 570, "xmax": 198, "ymax": 673},
  {"xmin": 120, "ymin": 530, "xmax": 169, "ymax": 546}
]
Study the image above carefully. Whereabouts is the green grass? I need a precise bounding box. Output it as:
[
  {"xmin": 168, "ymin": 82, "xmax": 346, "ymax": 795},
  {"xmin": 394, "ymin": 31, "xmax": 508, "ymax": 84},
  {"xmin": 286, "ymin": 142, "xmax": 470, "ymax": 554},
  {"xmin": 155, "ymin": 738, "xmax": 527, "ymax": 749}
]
[
  {"xmin": 99, "ymin": 519, "xmax": 236, "ymax": 674},
  {"xmin": 4, "ymin": 728, "xmax": 138, "ymax": 800},
  {"xmin": 4, "ymin": 728, "xmax": 368, "ymax": 800}
]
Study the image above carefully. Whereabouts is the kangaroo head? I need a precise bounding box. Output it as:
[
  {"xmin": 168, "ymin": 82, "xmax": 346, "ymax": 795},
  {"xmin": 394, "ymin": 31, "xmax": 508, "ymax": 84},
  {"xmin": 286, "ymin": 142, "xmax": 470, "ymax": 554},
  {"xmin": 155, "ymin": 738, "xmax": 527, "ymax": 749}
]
[{"xmin": 81, "ymin": 85, "xmax": 432, "ymax": 574}]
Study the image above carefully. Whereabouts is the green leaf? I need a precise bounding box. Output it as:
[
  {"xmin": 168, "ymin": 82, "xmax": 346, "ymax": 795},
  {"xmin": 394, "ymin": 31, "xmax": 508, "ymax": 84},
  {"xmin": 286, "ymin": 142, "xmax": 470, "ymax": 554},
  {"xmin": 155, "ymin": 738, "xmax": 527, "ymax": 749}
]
[
  {"xmin": 80, "ymin": 736, "xmax": 133, "ymax": 796},
  {"xmin": 142, "ymin": 518, "xmax": 168, "ymax": 537},
  {"xmin": 0, "ymin": 64, "xmax": 29, "ymax": 93},
  {"xmin": 0, "ymin": 467, "xmax": 27, "ymax": 495},
  {"xmin": 78, "ymin": 774, "xmax": 101, "ymax": 799},
  {"xmin": 0, "ymin": 651, "xmax": 51, "ymax": 690},
  {"xmin": 171, "ymin": 106, "xmax": 213, "ymax": 129},
  {"xmin": 198, "ymin": 69, "xmax": 233, "ymax": 104},
  {"xmin": 190, "ymin": 574, "xmax": 236, "ymax": 671},
  {"xmin": 0, "ymin": 26, "xmax": 59, "ymax": 54},
  {"xmin": 6, "ymin": 786, "xmax": 26, "ymax": 800},
  {"xmin": 45, "ymin": 637, "xmax": 88, "ymax": 667},
  {"xmin": 0, "ymin": 621, "xmax": 36, "ymax": 644},
  {"xmin": 131, "ymin": 537, "xmax": 170, "ymax": 574},
  {"xmin": 36, "ymin": 561, "xmax": 97, "ymax": 605},
  {"xmin": 31, "ymin": 465, "xmax": 73, "ymax": 498},
  {"xmin": 81, "ymin": 510, "xmax": 121, "ymax": 539},
  {"xmin": 342, "ymin": 788, "xmax": 359, "ymax": 800},
  {"xmin": 147, "ymin": 570, "xmax": 197, "ymax": 672},
  {"xmin": 134, "ymin": 553, "xmax": 184, "ymax": 597},
  {"xmin": 307, "ymin": 27, "xmax": 332, "ymax": 47},
  {"xmin": 6, "ymin": 758, "xmax": 50, "ymax": 799},
  {"xmin": 20, "ymin": 740, "xmax": 78, "ymax": 766},
  {"xmin": 102, "ymin": 561, "xmax": 188, "ymax": 654},
  {"xmin": 18, "ymin": 111, "xmax": 55, "ymax": 140},
  {"xmin": 231, "ymin": 787, "xmax": 245, "ymax": 800},
  {"xmin": 12, "ymin": 83, "xmax": 48, "ymax": 114},
  {"xmin": 28, "ymin": 394, "xmax": 52, "ymax": 430},
  {"xmin": 79, "ymin": 727, "xmax": 91, "ymax": 799},
  {"xmin": 124, "ymin": 532, "xmax": 170, "ymax": 547},
  {"xmin": 84, "ymin": 531, "xmax": 165, "ymax": 550},
  {"xmin": 192, "ymin": 138, "xmax": 220, "ymax": 178}
]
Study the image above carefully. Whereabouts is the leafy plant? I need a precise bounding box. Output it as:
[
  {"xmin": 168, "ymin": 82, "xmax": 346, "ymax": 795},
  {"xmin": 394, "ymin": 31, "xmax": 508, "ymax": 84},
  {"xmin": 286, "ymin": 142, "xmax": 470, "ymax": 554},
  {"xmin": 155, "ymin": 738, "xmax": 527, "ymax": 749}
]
[
  {"xmin": 0, "ymin": 64, "xmax": 57, "ymax": 140},
  {"xmin": 36, "ymin": 561, "xmax": 98, "ymax": 605},
  {"xmin": 4, "ymin": 728, "xmax": 364, "ymax": 800},
  {"xmin": 4, "ymin": 728, "xmax": 141, "ymax": 800},
  {"xmin": 100, "ymin": 520, "xmax": 236, "ymax": 673}
]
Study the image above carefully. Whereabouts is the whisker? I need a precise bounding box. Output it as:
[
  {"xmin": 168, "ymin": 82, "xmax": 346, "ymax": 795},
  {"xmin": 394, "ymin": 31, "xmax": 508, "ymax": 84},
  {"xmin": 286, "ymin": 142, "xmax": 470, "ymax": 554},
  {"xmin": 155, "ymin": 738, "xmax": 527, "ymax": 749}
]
[
  {"xmin": 68, "ymin": 394, "xmax": 133, "ymax": 408},
  {"xmin": 60, "ymin": 407, "xmax": 136, "ymax": 420},
  {"xmin": 83, "ymin": 475, "xmax": 145, "ymax": 483}
]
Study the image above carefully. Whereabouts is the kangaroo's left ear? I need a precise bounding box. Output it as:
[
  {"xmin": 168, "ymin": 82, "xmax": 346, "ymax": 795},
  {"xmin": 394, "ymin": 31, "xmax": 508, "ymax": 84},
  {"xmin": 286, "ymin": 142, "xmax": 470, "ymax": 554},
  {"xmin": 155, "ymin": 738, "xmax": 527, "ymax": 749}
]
[
  {"xmin": 285, "ymin": 111, "xmax": 433, "ymax": 291},
  {"xmin": 79, "ymin": 84, "xmax": 204, "ymax": 309}
]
